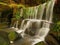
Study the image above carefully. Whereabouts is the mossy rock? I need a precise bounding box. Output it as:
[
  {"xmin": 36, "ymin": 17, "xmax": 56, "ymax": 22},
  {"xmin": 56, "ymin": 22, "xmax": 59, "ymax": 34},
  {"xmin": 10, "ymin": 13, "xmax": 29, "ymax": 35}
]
[
  {"xmin": 0, "ymin": 36, "xmax": 9, "ymax": 45},
  {"xmin": 35, "ymin": 42, "xmax": 47, "ymax": 45},
  {"xmin": 8, "ymin": 31, "xmax": 18, "ymax": 41},
  {"xmin": 0, "ymin": 31, "xmax": 9, "ymax": 45},
  {"xmin": 0, "ymin": 31, "xmax": 8, "ymax": 38}
]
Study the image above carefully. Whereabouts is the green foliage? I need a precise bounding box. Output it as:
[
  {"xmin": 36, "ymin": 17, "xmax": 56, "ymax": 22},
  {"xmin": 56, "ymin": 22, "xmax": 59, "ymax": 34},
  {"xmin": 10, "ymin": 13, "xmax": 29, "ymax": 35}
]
[
  {"xmin": 15, "ymin": 9, "xmax": 21, "ymax": 20},
  {"xmin": 23, "ymin": 7, "xmax": 35, "ymax": 18},
  {"xmin": 52, "ymin": 21, "xmax": 60, "ymax": 32},
  {"xmin": 8, "ymin": 31, "xmax": 18, "ymax": 41},
  {"xmin": 26, "ymin": 8, "xmax": 35, "ymax": 16},
  {"xmin": 23, "ymin": 7, "xmax": 39, "ymax": 18},
  {"xmin": 56, "ymin": 21, "xmax": 60, "ymax": 31}
]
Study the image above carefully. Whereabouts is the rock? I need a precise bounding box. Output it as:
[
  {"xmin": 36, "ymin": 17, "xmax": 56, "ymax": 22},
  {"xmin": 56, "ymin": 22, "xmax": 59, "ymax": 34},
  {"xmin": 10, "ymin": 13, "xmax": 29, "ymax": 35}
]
[
  {"xmin": 45, "ymin": 34, "xmax": 59, "ymax": 45},
  {"xmin": 0, "ymin": 31, "xmax": 9, "ymax": 45}
]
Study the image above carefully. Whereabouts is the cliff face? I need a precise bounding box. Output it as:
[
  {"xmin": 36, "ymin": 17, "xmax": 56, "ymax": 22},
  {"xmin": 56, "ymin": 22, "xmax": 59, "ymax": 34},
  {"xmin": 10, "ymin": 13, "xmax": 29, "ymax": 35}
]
[
  {"xmin": 54, "ymin": 0, "xmax": 60, "ymax": 14},
  {"xmin": 0, "ymin": 0, "xmax": 49, "ymax": 7},
  {"xmin": 0, "ymin": 5, "xmax": 10, "ymax": 12},
  {"xmin": 12, "ymin": 0, "xmax": 48, "ymax": 6}
]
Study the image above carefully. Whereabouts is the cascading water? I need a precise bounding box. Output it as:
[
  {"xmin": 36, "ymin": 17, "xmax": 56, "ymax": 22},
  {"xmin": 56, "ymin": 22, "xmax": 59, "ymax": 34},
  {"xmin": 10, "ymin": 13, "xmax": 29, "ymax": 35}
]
[
  {"xmin": 11, "ymin": 7, "xmax": 24, "ymax": 30},
  {"xmin": 19, "ymin": 3, "xmax": 46, "ymax": 32},
  {"xmin": 32, "ymin": 0, "xmax": 55, "ymax": 45},
  {"xmin": 10, "ymin": 0, "xmax": 56, "ymax": 45}
]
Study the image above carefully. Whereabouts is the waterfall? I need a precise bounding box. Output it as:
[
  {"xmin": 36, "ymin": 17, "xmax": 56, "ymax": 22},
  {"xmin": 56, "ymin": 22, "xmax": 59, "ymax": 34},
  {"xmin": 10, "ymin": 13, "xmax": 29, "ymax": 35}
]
[
  {"xmin": 11, "ymin": 8, "xmax": 23, "ymax": 30},
  {"xmin": 37, "ymin": 3, "xmax": 46, "ymax": 19},
  {"xmin": 11, "ymin": 0, "xmax": 56, "ymax": 45},
  {"xmin": 43, "ymin": 0, "xmax": 56, "ymax": 28},
  {"xmin": 31, "ymin": 0, "xmax": 56, "ymax": 45}
]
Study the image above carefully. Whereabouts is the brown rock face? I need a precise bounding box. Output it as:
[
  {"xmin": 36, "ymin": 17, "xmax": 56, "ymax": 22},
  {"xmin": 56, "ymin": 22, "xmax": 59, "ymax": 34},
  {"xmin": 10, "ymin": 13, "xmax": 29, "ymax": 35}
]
[
  {"xmin": 13, "ymin": 0, "xmax": 49, "ymax": 7},
  {"xmin": 0, "ymin": 0, "xmax": 49, "ymax": 7}
]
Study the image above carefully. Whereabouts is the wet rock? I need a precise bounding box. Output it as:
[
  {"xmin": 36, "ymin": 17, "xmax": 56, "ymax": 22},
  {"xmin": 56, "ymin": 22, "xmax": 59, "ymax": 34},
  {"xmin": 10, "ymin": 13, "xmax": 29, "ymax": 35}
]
[{"xmin": 45, "ymin": 34, "xmax": 59, "ymax": 45}]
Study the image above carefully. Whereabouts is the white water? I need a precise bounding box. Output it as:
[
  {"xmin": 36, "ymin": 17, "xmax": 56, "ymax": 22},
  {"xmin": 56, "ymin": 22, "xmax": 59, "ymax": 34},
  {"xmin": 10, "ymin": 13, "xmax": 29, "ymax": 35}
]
[
  {"xmin": 43, "ymin": 0, "xmax": 56, "ymax": 28},
  {"xmin": 11, "ymin": 8, "xmax": 23, "ymax": 30},
  {"xmin": 37, "ymin": 3, "xmax": 46, "ymax": 19},
  {"xmin": 19, "ymin": 3, "xmax": 46, "ymax": 31},
  {"xmin": 10, "ymin": 0, "xmax": 55, "ymax": 45},
  {"xmin": 32, "ymin": 0, "xmax": 55, "ymax": 45}
]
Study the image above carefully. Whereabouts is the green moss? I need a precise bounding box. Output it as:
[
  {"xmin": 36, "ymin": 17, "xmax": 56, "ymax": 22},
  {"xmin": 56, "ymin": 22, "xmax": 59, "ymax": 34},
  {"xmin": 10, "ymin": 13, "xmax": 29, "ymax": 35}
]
[
  {"xmin": 8, "ymin": 31, "xmax": 18, "ymax": 41},
  {"xmin": 35, "ymin": 42, "xmax": 46, "ymax": 45}
]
